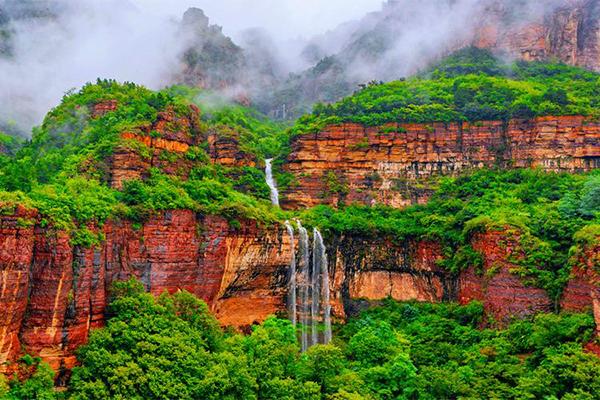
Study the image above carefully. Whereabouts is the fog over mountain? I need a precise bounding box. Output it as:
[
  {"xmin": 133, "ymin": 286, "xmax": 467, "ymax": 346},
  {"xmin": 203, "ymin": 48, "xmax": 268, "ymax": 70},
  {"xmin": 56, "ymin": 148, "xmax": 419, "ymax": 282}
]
[{"xmin": 0, "ymin": 0, "xmax": 585, "ymax": 133}]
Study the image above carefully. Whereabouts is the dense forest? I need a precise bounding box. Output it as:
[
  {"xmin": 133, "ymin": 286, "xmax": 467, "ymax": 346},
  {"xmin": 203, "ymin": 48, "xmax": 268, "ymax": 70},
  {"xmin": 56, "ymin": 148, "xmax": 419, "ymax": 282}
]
[
  {"xmin": 2, "ymin": 280, "xmax": 598, "ymax": 399},
  {"xmin": 293, "ymin": 48, "xmax": 600, "ymax": 133}
]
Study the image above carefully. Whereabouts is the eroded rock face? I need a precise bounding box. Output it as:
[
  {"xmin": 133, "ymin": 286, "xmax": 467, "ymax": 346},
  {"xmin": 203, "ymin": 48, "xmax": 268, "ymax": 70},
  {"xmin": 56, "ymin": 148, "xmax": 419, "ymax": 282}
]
[
  {"xmin": 561, "ymin": 236, "xmax": 600, "ymax": 335},
  {"xmin": 475, "ymin": 0, "xmax": 600, "ymax": 71},
  {"xmin": 0, "ymin": 210, "xmax": 459, "ymax": 372},
  {"xmin": 109, "ymin": 105, "xmax": 203, "ymax": 189},
  {"xmin": 328, "ymin": 238, "xmax": 451, "ymax": 318},
  {"xmin": 283, "ymin": 117, "xmax": 600, "ymax": 209},
  {"xmin": 0, "ymin": 211, "xmax": 294, "ymax": 373},
  {"xmin": 0, "ymin": 206, "xmax": 36, "ymax": 374},
  {"xmin": 207, "ymin": 131, "xmax": 257, "ymax": 168},
  {"xmin": 1, "ymin": 211, "xmax": 599, "ymax": 373},
  {"xmin": 459, "ymin": 231, "xmax": 553, "ymax": 325}
]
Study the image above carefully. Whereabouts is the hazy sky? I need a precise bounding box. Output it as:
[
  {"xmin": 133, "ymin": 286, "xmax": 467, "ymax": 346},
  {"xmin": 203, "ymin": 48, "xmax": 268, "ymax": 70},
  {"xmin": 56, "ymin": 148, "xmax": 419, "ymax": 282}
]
[
  {"xmin": 1, "ymin": 0, "xmax": 383, "ymax": 132},
  {"xmin": 133, "ymin": 0, "xmax": 383, "ymax": 40}
]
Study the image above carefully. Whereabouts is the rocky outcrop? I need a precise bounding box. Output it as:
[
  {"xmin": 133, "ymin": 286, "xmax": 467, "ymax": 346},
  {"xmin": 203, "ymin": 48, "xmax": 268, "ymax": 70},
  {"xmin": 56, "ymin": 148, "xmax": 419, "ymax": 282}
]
[
  {"xmin": 207, "ymin": 131, "xmax": 257, "ymax": 168},
  {"xmin": 109, "ymin": 105, "xmax": 203, "ymax": 189},
  {"xmin": 458, "ymin": 231, "xmax": 553, "ymax": 325},
  {"xmin": 328, "ymin": 238, "xmax": 450, "ymax": 318},
  {"xmin": 0, "ymin": 211, "xmax": 292, "ymax": 374},
  {"xmin": 177, "ymin": 8, "xmax": 246, "ymax": 90},
  {"xmin": 283, "ymin": 116, "xmax": 600, "ymax": 208},
  {"xmin": 561, "ymin": 234, "xmax": 600, "ymax": 340},
  {"xmin": 475, "ymin": 0, "xmax": 600, "ymax": 72}
]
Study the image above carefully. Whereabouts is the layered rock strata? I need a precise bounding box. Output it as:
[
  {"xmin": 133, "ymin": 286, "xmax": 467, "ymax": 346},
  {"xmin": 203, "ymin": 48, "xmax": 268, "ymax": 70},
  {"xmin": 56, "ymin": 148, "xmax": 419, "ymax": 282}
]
[
  {"xmin": 109, "ymin": 105, "xmax": 203, "ymax": 188},
  {"xmin": 283, "ymin": 116, "xmax": 600, "ymax": 208},
  {"xmin": 0, "ymin": 213, "xmax": 457, "ymax": 373}
]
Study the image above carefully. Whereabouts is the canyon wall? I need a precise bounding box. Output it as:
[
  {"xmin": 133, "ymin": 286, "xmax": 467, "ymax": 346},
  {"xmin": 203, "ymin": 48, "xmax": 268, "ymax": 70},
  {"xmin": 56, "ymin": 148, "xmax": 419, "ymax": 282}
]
[
  {"xmin": 0, "ymin": 211, "xmax": 291, "ymax": 375},
  {"xmin": 475, "ymin": 0, "xmax": 600, "ymax": 72},
  {"xmin": 0, "ymin": 210, "xmax": 459, "ymax": 374},
  {"xmin": 283, "ymin": 116, "xmax": 600, "ymax": 208},
  {"xmin": 1, "ymin": 209, "xmax": 599, "ymax": 374},
  {"xmin": 458, "ymin": 231, "xmax": 554, "ymax": 324}
]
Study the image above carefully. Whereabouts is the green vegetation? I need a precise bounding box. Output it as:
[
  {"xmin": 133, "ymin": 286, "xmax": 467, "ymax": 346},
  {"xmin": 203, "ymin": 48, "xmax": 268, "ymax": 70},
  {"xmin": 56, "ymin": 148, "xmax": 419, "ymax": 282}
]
[
  {"xmin": 165, "ymin": 85, "xmax": 295, "ymax": 194},
  {"xmin": 0, "ymin": 81, "xmax": 288, "ymax": 244},
  {"xmin": 165, "ymin": 86, "xmax": 290, "ymax": 160},
  {"xmin": 11, "ymin": 281, "xmax": 599, "ymax": 399},
  {"xmin": 300, "ymin": 169, "xmax": 600, "ymax": 299},
  {"xmin": 295, "ymin": 48, "xmax": 600, "ymax": 132},
  {"xmin": 0, "ymin": 355, "xmax": 57, "ymax": 400}
]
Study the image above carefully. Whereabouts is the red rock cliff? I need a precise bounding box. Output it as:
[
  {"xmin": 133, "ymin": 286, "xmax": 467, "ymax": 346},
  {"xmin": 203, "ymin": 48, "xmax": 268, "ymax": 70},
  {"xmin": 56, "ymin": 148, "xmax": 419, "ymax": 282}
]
[
  {"xmin": 561, "ymin": 232, "xmax": 600, "ymax": 346},
  {"xmin": 0, "ymin": 212, "xmax": 459, "ymax": 373},
  {"xmin": 0, "ymin": 211, "xmax": 293, "ymax": 374},
  {"xmin": 283, "ymin": 116, "xmax": 600, "ymax": 208},
  {"xmin": 474, "ymin": 0, "xmax": 600, "ymax": 72},
  {"xmin": 458, "ymin": 231, "xmax": 553, "ymax": 325}
]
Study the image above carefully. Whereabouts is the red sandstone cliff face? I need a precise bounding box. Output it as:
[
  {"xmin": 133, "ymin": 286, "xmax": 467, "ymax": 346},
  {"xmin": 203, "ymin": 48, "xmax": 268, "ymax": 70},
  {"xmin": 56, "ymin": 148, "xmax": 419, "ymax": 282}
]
[
  {"xmin": 0, "ymin": 209, "xmax": 458, "ymax": 373},
  {"xmin": 561, "ymin": 235, "xmax": 600, "ymax": 344},
  {"xmin": 474, "ymin": 0, "xmax": 600, "ymax": 72},
  {"xmin": 207, "ymin": 130, "xmax": 257, "ymax": 168},
  {"xmin": 0, "ymin": 206, "xmax": 36, "ymax": 374},
  {"xmin": 283, "ymin": 116, "xmax": 600, "ymax": 208},
  {"xmin": 328, "ymin": 238, "xmax": 449, "ymax": 318},
  {"xmin": 1, "ymin": 211, "xmax": 599, "ymax": 373},
  {"xmin": 458, "ymin": 231, "xmax": 553, "ymax": 325},
  {"xmin": 0, "ymin": 210, "xmax": 295, "ymax": 374}
]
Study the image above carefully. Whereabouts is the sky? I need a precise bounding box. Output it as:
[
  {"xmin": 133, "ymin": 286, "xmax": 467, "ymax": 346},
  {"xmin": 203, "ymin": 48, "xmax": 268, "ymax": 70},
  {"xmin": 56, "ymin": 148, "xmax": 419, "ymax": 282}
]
[{"xmin": 132, "ymin": 0, "xmax": 383, "ymax": 41}]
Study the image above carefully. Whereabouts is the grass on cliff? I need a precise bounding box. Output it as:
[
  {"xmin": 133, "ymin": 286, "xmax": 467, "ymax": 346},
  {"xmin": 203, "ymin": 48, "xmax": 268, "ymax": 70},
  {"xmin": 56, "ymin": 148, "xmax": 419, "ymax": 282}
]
[
  {"xmin": 300, "ymin": 168, "xmax": 600, "ymax": 300},
  {"xmin": 6, "ymin": 280, "xmax": 599, "ymax": 400},
  {"xmin": 292, "ymin": 47, "xmax": 600, "ymax": 134}
]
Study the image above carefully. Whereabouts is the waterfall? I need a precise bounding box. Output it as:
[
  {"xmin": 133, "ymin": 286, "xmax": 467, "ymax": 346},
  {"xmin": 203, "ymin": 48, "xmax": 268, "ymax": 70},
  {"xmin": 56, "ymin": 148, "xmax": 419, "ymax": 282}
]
[
  {"xmin": 311, "ymin": 228, "xmax": 321, "ymax": 345},
  {"xmin": 314, "ymin": 228, "xmax": 332, "ymax": 344},
  {"xmin": 265, "ymin": 159, "xmax": 279, "ymax": 206},
  {"xmin": 285, "ymin": 221, "xmax": 297, "ymax": 326},
  {"xmin": 290, "ymin": 221, "xmax": 332, "ymax": 350},
  {"xmin": 297, "ymin": 221, "xmax": 310, "ymax": 352}
]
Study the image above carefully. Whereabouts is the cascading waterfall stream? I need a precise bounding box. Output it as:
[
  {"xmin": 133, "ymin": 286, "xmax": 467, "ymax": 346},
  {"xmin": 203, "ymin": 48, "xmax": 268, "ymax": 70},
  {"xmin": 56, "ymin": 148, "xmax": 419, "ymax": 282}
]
[
  {"xmin": 295, "ymin": 222, "xmax": 332, "ymax": 350},
  {"xmin": 311, "ymin": 228, "xmax": 321, "ymax": 345},
  {"xmin": 314, "ymin": 228, "xmax": 332, "ymax": 344},
  {"xmin": 265, "ymin": 158, "xmax": 279, "ymax": 207},
  {"xmin": 297, "ymin": 221, "xmax": 310, "ymax": 352},
  {"xmin": 264, "ymin": 160, "xmax": 331, "ymax": 350},
  {"xmin": 285, "ymin": 221, "xmax": 297, "ymax": 327}
]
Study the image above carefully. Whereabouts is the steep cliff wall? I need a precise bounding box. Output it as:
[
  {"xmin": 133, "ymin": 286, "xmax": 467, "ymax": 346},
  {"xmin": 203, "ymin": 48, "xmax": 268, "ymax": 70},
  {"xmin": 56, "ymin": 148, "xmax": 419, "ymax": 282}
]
[
  {"xmin": 474, "ymin": 0, "xmax": 600, "ymax": 72},
  {"xmin": 327, "ymin": 237, "xmax": 450, "ymax": 318},
  {"xmin": 0, "ymin": 211, "xmax": 292, "ymax": 374},
  {"xmin": 283, "ymin": 116, "xmax": 600, "ymax": 208},
  {"xmin": 0, "ymin": 206, "xmax": 36, "ymax": 375},
  {"xmin": 458, "ymin": 231, "xmax": 554, "ymax": 325},
  {"xmin": 1, "ymin": 211, "xmax": 599, "ymax": 372},
  {"xmin": 561, "ymin": 234, "xmax": 600, "ymax": 341},
  {"xmin": 0, "ymin": 210, "xmax": 461, "ymax": 372}
]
